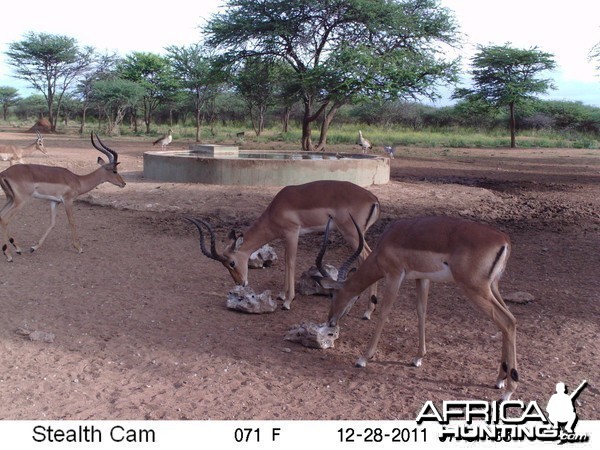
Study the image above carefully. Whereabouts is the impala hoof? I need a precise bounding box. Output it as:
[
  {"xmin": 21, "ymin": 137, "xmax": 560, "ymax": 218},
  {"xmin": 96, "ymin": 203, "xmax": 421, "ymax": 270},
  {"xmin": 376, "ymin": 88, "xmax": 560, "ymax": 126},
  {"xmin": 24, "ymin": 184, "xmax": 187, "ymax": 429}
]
[
  {"xmin": 412, "ymin": 357, "xmax": 423, "ymax": 367},
  {"xmin": 355, "ymin": 358, "xmax": 367, "ymax": 368}
]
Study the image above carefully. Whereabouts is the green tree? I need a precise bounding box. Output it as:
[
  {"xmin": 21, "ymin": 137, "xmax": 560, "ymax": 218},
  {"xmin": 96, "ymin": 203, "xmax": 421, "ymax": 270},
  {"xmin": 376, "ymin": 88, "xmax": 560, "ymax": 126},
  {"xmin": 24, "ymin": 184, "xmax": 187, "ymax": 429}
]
[
  {"xmin": 454, "ymin": 43, "xmax": 556, "ymax": 148},
  {"xmin": 0, "ymin": 86, "xmax": 21, "ymax": 121},
  {"xmin": 5, "ymin": 32, "xmax": 95, "ymax": 132},
  {"xmin": 119, "ymin": 52, "xmax": 179, "ymax": 134},
  {"xmin": 590, "ymin": 41, "xmax": 600, "ymax": 73},
  {"xmin": 13, "ymin": 94, "xmax": 47, "ymax": 120},
  {"xmin": 204, "ymin": 0, "xmax": 458, "ymax": 151},
  {"xmin": 90, "ymin": 78, "xmax": 145, "ymax": 135},
  {"xmin": 75, "ymin": 52, "xmax": 120, "ymax": 134},
  {"xmin": 233, "ymin": 57, "xmax": 286, "ymax": 136},
  {"xmin": 165, "ymin": 44, "xmax": 223, "ymax": 141}
]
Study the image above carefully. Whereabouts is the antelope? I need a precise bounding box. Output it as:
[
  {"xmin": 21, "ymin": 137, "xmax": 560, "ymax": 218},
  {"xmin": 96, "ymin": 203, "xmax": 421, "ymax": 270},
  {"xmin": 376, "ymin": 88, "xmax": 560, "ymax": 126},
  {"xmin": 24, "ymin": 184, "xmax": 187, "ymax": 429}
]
[
  {"xmin": 0, "ymin": 132, "xmax": 47, "ymax": 165},
  {"xmin": 0, "ymin": 132, "xmax": 126, "ymax": 262},
  {"xmin": 153, "ymin": 129, "xmax": 172, "ymax": 150},
  {"xmin": 316, "ymin": 215, "xmax": 518, "ymax": 401},
  {"xmin": 358, "ymin": 130, "xmax": 372, "ymax": 153},
  {"xmin": 186, "ymin": 180, "xmax": 380, "ymax": 311}
]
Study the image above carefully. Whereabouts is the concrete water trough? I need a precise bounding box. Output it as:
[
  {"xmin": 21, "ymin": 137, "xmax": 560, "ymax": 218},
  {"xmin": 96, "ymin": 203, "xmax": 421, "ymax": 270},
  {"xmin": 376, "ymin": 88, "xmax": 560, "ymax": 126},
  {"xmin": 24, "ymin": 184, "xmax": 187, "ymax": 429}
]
[{"xmin": 143, "ymin": 145, "xmax": 390, "ymax": 187}]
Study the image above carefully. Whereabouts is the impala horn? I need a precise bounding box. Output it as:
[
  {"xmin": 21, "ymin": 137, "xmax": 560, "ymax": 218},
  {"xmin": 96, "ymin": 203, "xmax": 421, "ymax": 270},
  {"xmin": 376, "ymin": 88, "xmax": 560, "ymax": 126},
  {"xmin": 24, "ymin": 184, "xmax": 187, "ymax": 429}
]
[
  {"xmin": 91, "ymin": 132, "xmax": 118, "ymax": 164},
  {"xmin": 185, "ymin": 217, "xmax": 226, "ymax": 262},
  {"xmin": 316, "ymin": 214, "xmax": 364, "ymax": 282}
]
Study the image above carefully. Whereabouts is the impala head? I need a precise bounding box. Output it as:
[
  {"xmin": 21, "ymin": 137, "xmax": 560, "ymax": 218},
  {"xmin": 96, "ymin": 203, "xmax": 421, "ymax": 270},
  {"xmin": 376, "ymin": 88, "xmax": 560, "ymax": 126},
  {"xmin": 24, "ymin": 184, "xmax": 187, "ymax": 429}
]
[
  {"xmin": 185, "ymin": 217, "xmax": 250, "ymax": 286},
  {"xmin": 34, "ymin": 131, "xmax": 47, "ymax": 154},
  {"xmin": 91, "ymin": 132, "xmax": 126, "ymax": 188},
  {"xmin": 313, "ymin": 215, "xmax": 364, "ymax": 327}
]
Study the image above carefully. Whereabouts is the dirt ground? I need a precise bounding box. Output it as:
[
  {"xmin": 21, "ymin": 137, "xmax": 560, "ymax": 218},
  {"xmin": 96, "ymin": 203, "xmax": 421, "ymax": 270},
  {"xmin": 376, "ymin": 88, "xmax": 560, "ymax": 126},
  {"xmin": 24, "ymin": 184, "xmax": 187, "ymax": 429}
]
[{"xmin": 0, "ymin": 130, "xmax": 598, "ymax": 420}]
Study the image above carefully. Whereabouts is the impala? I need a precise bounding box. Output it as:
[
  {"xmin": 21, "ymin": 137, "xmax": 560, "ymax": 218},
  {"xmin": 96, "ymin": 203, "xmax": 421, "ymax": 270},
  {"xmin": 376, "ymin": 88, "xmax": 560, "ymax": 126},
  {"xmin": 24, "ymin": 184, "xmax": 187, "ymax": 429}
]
[
  {"xmin": 316, "ymin": 215, "xmax": 519, "ymax": 401},
  {"xmin": 0, "ymin": 132, "xmax": 47, "ymax": 165},
  {"xmin": 186, "ymin": 179, "xmax": 380, "ymax": 310},
  {"xmin": 0, "ymin": 132, "xmax": 126, "ymax": 262}
]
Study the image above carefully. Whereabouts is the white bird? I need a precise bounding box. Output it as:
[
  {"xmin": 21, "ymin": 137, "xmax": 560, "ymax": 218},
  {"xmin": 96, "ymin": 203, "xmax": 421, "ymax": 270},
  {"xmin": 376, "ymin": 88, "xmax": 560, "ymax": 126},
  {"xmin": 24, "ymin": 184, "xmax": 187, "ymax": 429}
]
[
  {"xmin": 358, "ymin": 130, "xmax": 372, "ymax": 153},
  {"xmin": 384, "ymin": 146, "xmax": 395, "ymax": 159},
  {"xmin": 153, "ymin": 129, "xmax": 172, "ymax": 150}
]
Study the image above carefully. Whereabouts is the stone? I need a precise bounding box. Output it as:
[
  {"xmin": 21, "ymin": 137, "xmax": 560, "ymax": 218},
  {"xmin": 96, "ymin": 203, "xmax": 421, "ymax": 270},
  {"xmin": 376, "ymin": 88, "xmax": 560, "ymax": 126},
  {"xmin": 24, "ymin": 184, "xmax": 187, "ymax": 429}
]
[
  {"xmin": 248, "ymin": 244, "xmax": 278, "ymax": 269},
  {"xmin": 297, "ymin": 264, "xmax": 338, "ymax": 296},
  {"xmin": 284, "ymin": 321, "xmax": 340, "ymax": 349},
  {"xmin": 226, "ymin": 285, "xmax": 278, "ymax": 313},
  {"xmin": 504, "ymin": 291, "xmax": 535, "ymax": 304}
]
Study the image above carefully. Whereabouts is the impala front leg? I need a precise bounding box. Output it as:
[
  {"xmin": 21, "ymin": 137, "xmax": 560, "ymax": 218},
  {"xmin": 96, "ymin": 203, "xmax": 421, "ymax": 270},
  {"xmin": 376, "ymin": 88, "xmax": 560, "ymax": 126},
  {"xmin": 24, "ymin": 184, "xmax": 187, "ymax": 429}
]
[
  {"xmin": 356, "ymin": 272, "xmax": 404, "ymax": 367},
  {"xmin": 30, "ymin": 201, "xmax": 58, "ymax": 253},
  {"xmin": 65, "ymin": 200, "xmax": 83, "ymax": 253}
]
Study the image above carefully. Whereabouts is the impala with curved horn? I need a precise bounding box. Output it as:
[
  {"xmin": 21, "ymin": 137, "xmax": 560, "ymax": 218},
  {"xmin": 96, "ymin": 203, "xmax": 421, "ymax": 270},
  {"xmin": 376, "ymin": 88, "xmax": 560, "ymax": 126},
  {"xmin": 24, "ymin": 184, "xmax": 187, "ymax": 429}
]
[
  {"xmin": 0, "ymin": 131, "xmax": 47, "ymax": 166},
  {"xmin": 0, "ymin": 132, "xmax": 126, "ymax": 261},
  {"xmin": 186, "ymin": 180, "xmax": 380, "ymax": 311},
  {"xmin": 316, "ymin": 215, "xmax": 519, "ymax": 401}
]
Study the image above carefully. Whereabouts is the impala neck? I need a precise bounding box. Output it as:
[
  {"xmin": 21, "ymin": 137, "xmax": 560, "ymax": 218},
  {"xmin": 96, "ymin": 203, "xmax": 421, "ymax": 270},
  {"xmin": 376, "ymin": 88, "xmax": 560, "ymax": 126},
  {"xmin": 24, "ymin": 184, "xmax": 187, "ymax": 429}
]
[
  {"xmin": 75, "ymin": 167, "xmax": 111, "ymax": 196},
  {"xmin": 239, "ymin": 214, "xmax": 279, "ymax": 254}
]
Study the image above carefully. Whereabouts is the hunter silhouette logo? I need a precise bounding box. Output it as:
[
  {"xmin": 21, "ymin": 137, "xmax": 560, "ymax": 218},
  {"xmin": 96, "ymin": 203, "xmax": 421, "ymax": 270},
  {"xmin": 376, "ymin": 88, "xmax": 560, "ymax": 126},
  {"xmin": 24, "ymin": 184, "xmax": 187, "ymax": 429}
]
[
  {"xmin": 416, "ymin": 379, "xmax": 590, "ymax": 444},
  {"xmin": 546, "ymin": 380, "xmax": 587, "ymax": 434}
]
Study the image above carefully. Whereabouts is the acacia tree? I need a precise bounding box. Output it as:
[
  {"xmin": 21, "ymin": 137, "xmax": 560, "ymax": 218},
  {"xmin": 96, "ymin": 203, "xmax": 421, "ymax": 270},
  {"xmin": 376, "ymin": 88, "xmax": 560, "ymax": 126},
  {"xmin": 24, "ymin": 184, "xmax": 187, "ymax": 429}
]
[
  {"xmin": 165, "ymin": 44, "xmax": 223, "ymax": 142},
  {"xmin": 0, "ymin": 86, "xmax": 21, "ymax": 121},
  {"xmin": 119, "ymin": 52, "xmax": 179, "ymax": 134},
  {"xmin": 90, "ymin": 78, "xmax": 145, "ymax": 135},
  {"xmin": 204, "ymin": 0, "xmax": 459, "ymax": 151},
  {"xmin": 5, "ymin": 32, "xmax": 95, "ymax": 132},
  {"xmin": 454, "ymin": 43, "xmax": 556, "ymax": 148},
  {"xmin": 233, "ymin": 57, "xmax": 288, "ymax": 136},
  {"xmin": 75, "ymin": 52, "xmax": 120, "ymax": 134},
  {"xmin": 590, "ymin": 41, "xmax": 600, "ymax": 73}
]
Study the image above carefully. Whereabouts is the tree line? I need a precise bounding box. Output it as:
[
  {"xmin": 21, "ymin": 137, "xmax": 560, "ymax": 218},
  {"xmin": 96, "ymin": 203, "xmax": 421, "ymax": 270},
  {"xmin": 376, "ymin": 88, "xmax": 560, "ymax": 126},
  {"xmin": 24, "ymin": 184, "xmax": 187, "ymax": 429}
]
[{"xmin": 1, "ymin": 0, "xmax": 599, "ymax": 149}]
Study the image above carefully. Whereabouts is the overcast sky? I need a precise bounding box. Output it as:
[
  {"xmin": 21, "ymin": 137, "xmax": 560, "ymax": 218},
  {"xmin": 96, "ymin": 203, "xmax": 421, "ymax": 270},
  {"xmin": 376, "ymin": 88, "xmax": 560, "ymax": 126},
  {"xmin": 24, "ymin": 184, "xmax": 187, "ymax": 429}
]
[{"xmin": 1, "ymin": 0, "xmax": 599, "ymax": 106}]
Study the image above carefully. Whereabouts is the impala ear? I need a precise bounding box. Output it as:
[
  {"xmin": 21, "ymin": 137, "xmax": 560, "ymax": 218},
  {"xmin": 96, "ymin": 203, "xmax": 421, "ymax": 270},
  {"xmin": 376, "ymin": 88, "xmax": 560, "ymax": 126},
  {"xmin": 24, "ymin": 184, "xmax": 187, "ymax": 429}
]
[
  {"xmin": 97, "ymin": 156, "xmax": 106, "ymax": 165},
  {"xmin": 312, "ymin": 275, "xmax": 343, "ymax": 292},
  {"xmin": 234, "ymin": 235, "xmax": 244, "ymax": 251}
]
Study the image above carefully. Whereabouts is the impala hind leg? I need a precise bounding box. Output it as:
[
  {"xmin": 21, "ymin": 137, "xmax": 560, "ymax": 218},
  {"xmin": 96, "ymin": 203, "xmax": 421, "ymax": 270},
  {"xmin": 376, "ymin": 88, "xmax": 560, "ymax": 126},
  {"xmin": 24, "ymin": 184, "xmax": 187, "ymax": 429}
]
[
  {"xmin": 412, "ymin": 279, "xmax": 430, "ymax": 367},
  {"xmin": 0, "ymin": 197, "xmax": 25, "ymax": 261},
  {"xmin": 281, "ymin": 232, "xmax": 299, "ymax": 310},
  {"xmin": 462, "ymin": 285, "xmax": 518, "ymax": 401}
]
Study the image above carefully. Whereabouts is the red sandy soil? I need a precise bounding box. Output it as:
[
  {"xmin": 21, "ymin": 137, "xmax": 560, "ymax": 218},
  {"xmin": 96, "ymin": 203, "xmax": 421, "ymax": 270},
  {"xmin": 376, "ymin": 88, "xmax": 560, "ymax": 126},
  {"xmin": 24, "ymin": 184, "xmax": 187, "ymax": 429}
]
[{"xmin": 0, "ymin": 130, "xmax": 598, "ymax": 420}]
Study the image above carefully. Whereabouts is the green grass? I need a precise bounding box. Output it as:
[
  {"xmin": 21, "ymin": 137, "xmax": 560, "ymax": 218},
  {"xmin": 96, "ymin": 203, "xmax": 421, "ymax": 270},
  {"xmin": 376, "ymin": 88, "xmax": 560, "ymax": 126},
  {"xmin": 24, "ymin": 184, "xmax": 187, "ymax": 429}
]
[{"xmin": 4, "ymin": 119, "xmax": 597, "ymax": 149}]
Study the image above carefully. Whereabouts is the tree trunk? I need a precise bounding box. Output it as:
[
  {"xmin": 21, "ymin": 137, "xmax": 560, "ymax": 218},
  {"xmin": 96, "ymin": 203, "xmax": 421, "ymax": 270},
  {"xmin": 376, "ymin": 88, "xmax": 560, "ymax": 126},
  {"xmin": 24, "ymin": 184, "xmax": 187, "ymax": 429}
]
[
  {"xmin": 281, "ymin": 106, "xmax": 290, "ymax": 133},
  {"xmin": 315, "ymin": 102, "xmax": 343, "ymax": 152},
  {"xmin": 509, "ymin": 101, "xmax": 516, "ymax": 148}
]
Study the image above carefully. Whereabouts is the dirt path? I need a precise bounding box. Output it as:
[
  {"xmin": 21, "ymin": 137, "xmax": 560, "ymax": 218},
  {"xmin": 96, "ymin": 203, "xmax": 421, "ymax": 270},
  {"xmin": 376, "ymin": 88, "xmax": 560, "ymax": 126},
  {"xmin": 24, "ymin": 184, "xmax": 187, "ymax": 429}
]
[{"xmin": 0, "ymin": 131, "xmax": 598, "ymax": 420}]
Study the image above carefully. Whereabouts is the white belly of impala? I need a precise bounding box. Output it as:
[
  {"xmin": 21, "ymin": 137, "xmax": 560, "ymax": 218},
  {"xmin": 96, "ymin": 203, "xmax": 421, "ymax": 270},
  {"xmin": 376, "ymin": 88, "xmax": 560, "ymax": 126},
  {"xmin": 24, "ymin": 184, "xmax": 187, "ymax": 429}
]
[{"xmin": 405, "ymin": 264, "xmax": 455, "ymax": 283}]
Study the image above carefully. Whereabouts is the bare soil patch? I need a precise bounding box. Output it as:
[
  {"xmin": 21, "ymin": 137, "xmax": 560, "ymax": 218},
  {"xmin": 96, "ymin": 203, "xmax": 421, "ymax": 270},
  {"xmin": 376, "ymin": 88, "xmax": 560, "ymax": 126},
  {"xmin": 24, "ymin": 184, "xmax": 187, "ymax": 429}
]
[{"xmin": 0, "ymin": 131, "xmax": 598, "ymax": 420}]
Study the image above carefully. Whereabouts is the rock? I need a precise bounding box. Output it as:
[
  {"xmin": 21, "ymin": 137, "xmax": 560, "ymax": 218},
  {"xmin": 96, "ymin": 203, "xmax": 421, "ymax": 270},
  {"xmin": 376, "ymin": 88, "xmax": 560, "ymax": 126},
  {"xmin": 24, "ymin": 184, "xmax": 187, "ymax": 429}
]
[
  {"xmin": 248, "ymin": 244, "xmax": 278, "ymax": 269},
  {"xmin": 226, "ymin": 285, "xmax": 278, "ymax": 313},
  {"xmin": 15, "ymin": 327, "xmax": 55, "ymax": 343},
  {"xmin": 504, "ymin": 291, "xmax": 535, "ymax": 304},
  {"xmin": 297, "ymin": 264, "xmax": 338, "ymax": 296},
  {"xmin": 284, "ymin": 321, "xmax": 340, "ymax": 349}
]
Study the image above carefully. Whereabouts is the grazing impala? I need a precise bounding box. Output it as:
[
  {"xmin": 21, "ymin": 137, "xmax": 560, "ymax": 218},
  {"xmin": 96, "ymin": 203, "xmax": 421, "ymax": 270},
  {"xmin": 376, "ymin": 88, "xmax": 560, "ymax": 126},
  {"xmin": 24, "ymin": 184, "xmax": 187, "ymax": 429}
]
[
  {"xmin": 0, "ymin": 132, "xmax": 126, "ymax": 262},
  {"xmin": 316, "ymin": 215, "xmax": 519, "ymax": 401},
  {"xmin": 186, "ymin": 180, "xmax": 380, "ymax": 310},
  {"xmin": 0, "ymin": 132, "xmax": 47, "ymax": 165}
]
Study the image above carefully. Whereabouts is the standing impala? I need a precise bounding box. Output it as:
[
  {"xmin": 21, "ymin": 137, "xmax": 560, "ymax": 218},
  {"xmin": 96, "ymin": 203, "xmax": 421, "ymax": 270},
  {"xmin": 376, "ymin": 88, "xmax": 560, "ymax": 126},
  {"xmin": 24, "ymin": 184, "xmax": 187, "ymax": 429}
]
[
  {"xmin": 316, "ymin": 215, "xmax": 519, "ymax": 401},
  {"xmin": 0, "ymin": 132, "xmax": 47, "ymax": 165},
  {"xmin": 0, "ymin": 132, "xmax": 126, "ymax": 262},
  {"xmin": 186, "ymin": 180, "xmax": 380, "ymax": 310}
]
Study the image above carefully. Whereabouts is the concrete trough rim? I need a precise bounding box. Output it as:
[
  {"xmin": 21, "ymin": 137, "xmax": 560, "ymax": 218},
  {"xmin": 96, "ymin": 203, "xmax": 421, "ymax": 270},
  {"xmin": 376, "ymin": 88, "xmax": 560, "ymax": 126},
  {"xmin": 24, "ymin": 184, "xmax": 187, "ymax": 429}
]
[{"xmin": 143, "ymin": 149, "xmax": 390, "ymax": 187}]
